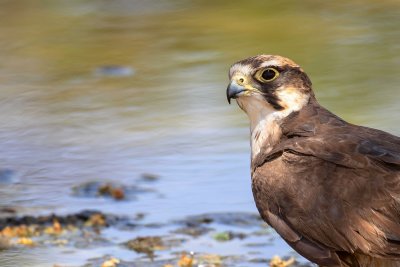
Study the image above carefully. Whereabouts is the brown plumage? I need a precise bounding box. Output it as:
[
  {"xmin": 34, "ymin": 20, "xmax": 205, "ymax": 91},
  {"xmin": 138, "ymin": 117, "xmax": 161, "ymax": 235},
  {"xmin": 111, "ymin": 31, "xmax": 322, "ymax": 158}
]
[{"xmin": 226, "ymin": 55, "xmax": 400, "ymax": 267}]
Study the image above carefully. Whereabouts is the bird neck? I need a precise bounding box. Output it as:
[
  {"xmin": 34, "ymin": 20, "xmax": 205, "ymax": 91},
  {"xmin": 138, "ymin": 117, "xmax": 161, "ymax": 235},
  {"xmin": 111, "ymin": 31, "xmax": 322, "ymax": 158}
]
[
  {"xmin": 237, "ymin": 94, "xmax": 311, "ymax": 160},
  {"xmin": 249, "ymin": 109, "xmax": 284, "ymax": 159}
]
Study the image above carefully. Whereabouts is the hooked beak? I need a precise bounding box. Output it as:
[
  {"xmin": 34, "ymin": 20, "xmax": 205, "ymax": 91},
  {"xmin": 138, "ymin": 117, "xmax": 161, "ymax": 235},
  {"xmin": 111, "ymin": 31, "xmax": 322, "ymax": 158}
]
[{"xmin": 226, "ymin": 81, "xmax": 246, "ymax": 104}]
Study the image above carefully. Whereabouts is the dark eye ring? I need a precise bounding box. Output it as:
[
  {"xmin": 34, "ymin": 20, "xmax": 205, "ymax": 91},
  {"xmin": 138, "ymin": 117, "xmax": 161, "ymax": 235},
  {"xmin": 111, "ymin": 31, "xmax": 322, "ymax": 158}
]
[{"xmin": 258, "ymin": 68, "xmax": 279, "ymax": 82}]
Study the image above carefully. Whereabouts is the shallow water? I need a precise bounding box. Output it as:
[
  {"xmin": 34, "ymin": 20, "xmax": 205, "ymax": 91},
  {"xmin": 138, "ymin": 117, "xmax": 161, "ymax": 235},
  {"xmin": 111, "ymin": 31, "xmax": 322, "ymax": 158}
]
[{"xmin": 0, "ymin": 1, "xmax": 399, "ymax": 266}]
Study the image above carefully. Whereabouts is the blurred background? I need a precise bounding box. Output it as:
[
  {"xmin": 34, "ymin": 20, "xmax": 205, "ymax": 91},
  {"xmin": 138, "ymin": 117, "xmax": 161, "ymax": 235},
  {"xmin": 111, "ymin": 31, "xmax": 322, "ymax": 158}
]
[{"xmin": 0, "ymin": 0, "xmax": 399, "ymax": 266}]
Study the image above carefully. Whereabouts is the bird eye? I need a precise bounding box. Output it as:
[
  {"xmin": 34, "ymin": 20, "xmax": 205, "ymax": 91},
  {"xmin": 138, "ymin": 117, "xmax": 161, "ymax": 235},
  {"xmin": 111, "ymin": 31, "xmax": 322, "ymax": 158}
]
[{"xmin": 258, "ymin": 68, "xmax": 279, "ymax": 82}]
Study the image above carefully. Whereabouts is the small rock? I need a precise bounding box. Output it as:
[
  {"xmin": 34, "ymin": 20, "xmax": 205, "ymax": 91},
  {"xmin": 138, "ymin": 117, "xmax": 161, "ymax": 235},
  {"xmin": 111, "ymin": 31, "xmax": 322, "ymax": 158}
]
[
  {"xmin": 269, "ymin": 256, "xmax": 295, "ymax": 267},
  {"xmin": 16, "ymin": 237, "xmax": 35, "ymax": 247},
  {"xmin": 212, "ymin": 231, "xmax": 247, "ymax": 242},
  {"xmin": 124, "ymin": 236, "xmax": 165, "ymax": 258},
  {"xmin": 72, "ymin": 181, "xmax": 151, "ymax": 201},
  {"xmin": 141, "ymin": 173, "xmax": 160, "ymax": 182},
  {"xmin": 101, "ymin": 257, "xmax": 120, "ymax": 267},
  {"xmin": 174, "ymin": 225, "xmax": 211, "ymax": 237}
]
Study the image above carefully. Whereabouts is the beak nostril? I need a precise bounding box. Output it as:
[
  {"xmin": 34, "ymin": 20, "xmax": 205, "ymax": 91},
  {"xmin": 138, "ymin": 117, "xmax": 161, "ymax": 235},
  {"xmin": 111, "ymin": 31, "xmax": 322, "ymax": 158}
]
[{"xmin": 238, "ymin": 78, "xmax": 245, "ymax": 85}]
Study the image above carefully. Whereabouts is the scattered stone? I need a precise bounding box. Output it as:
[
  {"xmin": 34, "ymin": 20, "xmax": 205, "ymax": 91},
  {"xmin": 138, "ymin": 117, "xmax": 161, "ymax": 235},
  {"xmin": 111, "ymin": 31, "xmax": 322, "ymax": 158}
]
[
  {"xmin": 0, "ymin": 210, "xmax": 115, "ymax": 230},
  {"xmin": 72, "ymin": 181, "xmax": 152, "ymax": 201},
  {"xmin": 124, "ymin": 236, "xmax": 186, "ymax": 259},
  {"xmin": 212, "ymin": 231, "xmax": 247, "ymax": 242},
  {"xmin": 101, "ymin": 257, "xmax": 120, "ymax": 267},
  {"xmin": 0, "ymin": 224, "xmax": 39, "ymax": 238},
  {"xmin": 134, "ymin": 213, "xmax": 146, "ymax": 221},
  {"xmin": 177, "ymin": 252, "xmax": 194, "ymax": 267},
  {"xmin": 16, "ymin": 237, "xmax": 36, "ymax": 246},
  {"xmin": 44, "ymin": 220, "xmax": 63, "ymax": 235},
  {"xmin": 0, "ymin": 210, "xmax": 125, "ymax": 251},
  {"xmin": 164, "ymin": 252, "xmax": 224, "ymax": 267},
  {"xmin": 183, "ymin": 212, "xmax": 262, "ymax": 227},
  {"xmin": 269, "ymin": 256, "xmax": 295, "ymax": 267},
  {"xmin": 124, "ymin": 236, "xmax": 165, "ymax": 258},
  {"xmin": 212, "ymin": 232, "xmax": 231, "ymax": 242},
  {"xmin": 141, "ymin": 173, "xmax": 160, "ymax": 182},
  {"xmin": 98, "ymin": 184, "xmax": 125, "ymax": 200},
  {"xmin": 84, "ymin": 213, "xmax": 107, "ymax": 227},
  {"xmin": 173, "ymin": 225, "xmax": 212, "ymax": 237}
]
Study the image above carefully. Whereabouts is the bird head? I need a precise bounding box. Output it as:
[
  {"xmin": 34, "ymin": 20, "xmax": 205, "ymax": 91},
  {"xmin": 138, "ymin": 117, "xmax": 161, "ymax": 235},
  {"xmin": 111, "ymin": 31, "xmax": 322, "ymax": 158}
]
[{"xmin": 227, "ymin": 55, "xmax": 314, "ymax": 121}]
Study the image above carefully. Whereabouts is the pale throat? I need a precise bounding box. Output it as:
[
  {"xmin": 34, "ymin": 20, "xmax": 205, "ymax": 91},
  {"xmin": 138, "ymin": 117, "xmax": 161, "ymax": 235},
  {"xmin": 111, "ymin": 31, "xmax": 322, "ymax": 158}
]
[{"xmin": 236, "ymin": 91, "xmax": 309, "ymax": 159}]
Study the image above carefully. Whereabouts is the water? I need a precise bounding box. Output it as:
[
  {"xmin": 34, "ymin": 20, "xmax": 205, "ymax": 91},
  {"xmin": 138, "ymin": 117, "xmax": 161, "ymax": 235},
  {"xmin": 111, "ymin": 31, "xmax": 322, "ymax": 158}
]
[{"xmin": 0, "ymin": 0, "xmax": 399, "ymax": 266}]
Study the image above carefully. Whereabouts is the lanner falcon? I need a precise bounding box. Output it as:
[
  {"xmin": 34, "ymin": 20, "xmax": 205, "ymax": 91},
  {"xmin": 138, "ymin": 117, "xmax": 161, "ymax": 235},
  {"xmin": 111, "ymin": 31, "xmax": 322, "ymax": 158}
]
[{"xmin": 226, "ymin": 55, "xmax": 400, "ymax": 267}]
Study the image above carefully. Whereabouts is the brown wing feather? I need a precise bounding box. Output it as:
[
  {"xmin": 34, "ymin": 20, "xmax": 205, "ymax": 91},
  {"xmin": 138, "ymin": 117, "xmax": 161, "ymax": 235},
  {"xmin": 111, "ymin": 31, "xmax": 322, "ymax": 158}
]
[{"xmin": 252, "ymin": 100, "xmax": 400, "ymax": 266}]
